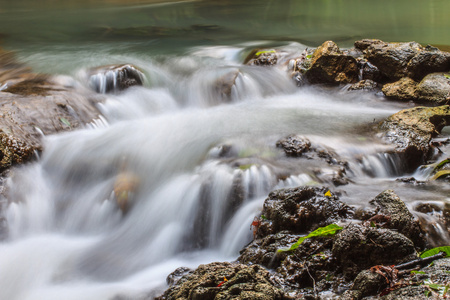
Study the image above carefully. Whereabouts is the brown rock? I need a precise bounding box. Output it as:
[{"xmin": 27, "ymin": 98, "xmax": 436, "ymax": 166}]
[
  {"xmin": 305, "ymin": 41, "xmax": 359, "ymax": 84},
  {"xmin": 156, "ymin": 262, "xmax": 286, "ymax": 300},
  {"xmin": 382, "ymin": 77, "xmax": 418, "ymax": 101},
  {"xmin": 379, "ymin": 105, "xmax": 450, "ymax": 171}
]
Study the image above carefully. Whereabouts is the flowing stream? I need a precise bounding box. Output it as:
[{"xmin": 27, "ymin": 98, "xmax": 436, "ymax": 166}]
[{"xmin": 0, "ymin": 1, "xmax": 449, "ymax": 299}]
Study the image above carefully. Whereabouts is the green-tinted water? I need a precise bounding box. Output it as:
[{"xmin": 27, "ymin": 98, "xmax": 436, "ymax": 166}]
[{"xmin": 1, "ymin": 0, "xmax": 449, "ymax": 56}]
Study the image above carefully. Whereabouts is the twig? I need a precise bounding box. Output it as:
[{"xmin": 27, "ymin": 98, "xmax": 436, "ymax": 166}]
[
  {"xmin": 304, "ymin": 261, "xmax": 317, "ymax": 297},
  {"xmin": 395, "ymin": 252, "xmax": 446, "ymax": 270}
]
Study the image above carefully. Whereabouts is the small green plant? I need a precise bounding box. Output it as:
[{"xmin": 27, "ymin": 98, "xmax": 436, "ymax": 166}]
[
  {"xmin": 255, "ymin": 50, "xmax": 276, "ymax": 56},
  {"xmin": 59, "ymin": 117, "xmax": 71, "ymax": 127},
  {"xmin": 277, "ymin": 224, "xmax": 343, "ymax": 253}
]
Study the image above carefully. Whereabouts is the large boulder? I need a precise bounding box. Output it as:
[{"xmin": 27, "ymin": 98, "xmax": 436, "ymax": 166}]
[
  {"xmin": 155, "ymin": 262, "xmax": 287, "ymax": 300},
  {"xmin": 378, "ymin": 105, "xmax": 450, "ymax": 171},
  {"xmin": 304, "ymin": 41, "xmax": 359, "ymax": 84},
  {"xmin": 357, "ymin": 39, "xmax": 450, "ymax": 81},
  {"xmin": 0, "ymin": 76, "xmax": 102, "ymax": 170},
  {"xmin": 0, "ymin": 50, "xmax": 103, "ymax": 171}
]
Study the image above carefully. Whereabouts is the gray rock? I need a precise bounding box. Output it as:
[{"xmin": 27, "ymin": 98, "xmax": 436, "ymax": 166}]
[
  {"xmin": 258, "ymin": 186, "xmax": 353, "ymax": 237},
  {"xmin": 369, "ymin": 190, "xmax": 425, "ymax": 248},
  {"xmin": 88, "ymin": 64, "xmax": 144, "ymax": 94},
  {"xmin": 415, "ymin": 73, "xmax": 450, "ymax": 105},
  {"xmin": 276, "ymin": 135, "xmax": 311, "ymax": 157},
  {"xmin": 332, "ymin": 224, "xmax": 417, "ymax": 277},
  {"xmin": 361, "ymin": 40, "xmax": 450, "ymax": 81}
]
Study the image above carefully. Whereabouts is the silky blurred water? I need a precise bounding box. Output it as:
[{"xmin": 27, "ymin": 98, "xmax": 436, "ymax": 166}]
[{"xmin": 0, "ymin": 1, "xmax": 449, "ymax": 299}]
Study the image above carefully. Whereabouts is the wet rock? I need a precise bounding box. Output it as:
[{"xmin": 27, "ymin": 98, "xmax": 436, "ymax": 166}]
[
  {"xmin": 345, "ymin": 269, "xmax": 387, "ymax": 299},
  {"xmin": 276, "ymin": 135, "xmax": 348, "ymax": 167},
  {"xmin": 332, "ymin": 224, "xmax": 417, "ymax": 277},
  {"xmin": 415, "ymin": 73, "xmax": 450, "ymax": 105},
  {"xmin": 379, "ymin": 258, "xmax": 450, "ymax": 299},
  {"xmin": 383, "ymin": 73, "xmax": 450, "ymax": 105},
  {"xmin": 276, "ymin": 239, "xmax": 336, "ymax": 286},
  {"xmin": 166, "ymin": 267, "xmax": 192, "ymax": 286},
  {"xmin": 238, "ymin": 232, "xmax": 300, "ymax": 268},
  {"xmin": 363, "ymin": 41, "xmax": 421, "ymax": 81},
  {"xmin": 369, "ymin": 190, "xmax": 425, "ymax": 248},
  {"xmin": 276, "ymin": 135, "xmax": 311, "ymax": 157},
  {"xmin": 354, "ymin": 39, "xmax": 386, "ymax": 52},
  {"xmin": 406, "ymin": 46, "xmax": 450, "ymax": 81},
  {"xmin": 155, "ymin": 262, "xmax": 287, "ymax": 300},
  {"xmin": 88, "ymin": 64, "xmax": 144, "ymax": 94},
  {"xmin": 113, "ymin": 170, "xmax": 140, "ymax": 213},
  {"xmin": 414, "ymin": 201, "xmax": 450, "ymax": 247},
  {"xmin": 348, "ymin": 79, "xmax": 379, "ymax": 91},
  {"xmin": 0, "ymin": 75, "xmax": 102, "ymax": 170},
  {"xmin": 378, "ymin": 105, "xmax": 450, "ymax": 171},
  {"xmin": 0, "ymin": 132, "xmax": 34, "ymax": 171},
  {"xmin": 358, "ymin": 39, "xmax": 450, "ymax": 81},
  {"xmin": 213, "ymin": 69, "xmax": 240, "ymax": 101},
  {"xmin": 382, "ymin": 77, "xmax": 418, "ymax": 101},
  {"xmin": 358, "ymin": 59, "xmax": 385, "ymax": 82},
  {"xmin": 304, "ymin": 41, "xmax": 359, "ymax": 84},
  {"xmin": 245, "ymin": 49, "xmax": 278, "ymax": 66},
  {"xmin": 258, "ymin": 186, "xmax": 353, "ymax": 237}
]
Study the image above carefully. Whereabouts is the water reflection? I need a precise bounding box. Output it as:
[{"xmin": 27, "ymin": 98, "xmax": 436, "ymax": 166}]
[{"xmin": 0, "ymin": 0, "xmax": 449, "ymax": 56}]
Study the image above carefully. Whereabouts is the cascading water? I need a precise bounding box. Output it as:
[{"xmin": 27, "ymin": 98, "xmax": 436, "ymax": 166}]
[{"xmin": 0, "ymin": 43, "xmax": 448, "ymax": 300}]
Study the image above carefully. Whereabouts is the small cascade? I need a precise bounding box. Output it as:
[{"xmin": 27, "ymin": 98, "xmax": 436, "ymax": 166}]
[
  {"xmin": 357, "ymin": 152, "xmax": 405, "ymax": 178},
  {"xmin": 88, "ymin": 64, "xmax": 144, "ymax": 94}
]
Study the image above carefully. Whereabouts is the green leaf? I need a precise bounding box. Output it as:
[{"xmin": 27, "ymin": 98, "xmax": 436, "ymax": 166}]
[
  {"xmin": 59, "ymin": 117, "xmax": 71, "ymax": 127},
  {"xmin": 411, "ymin": 270, "xmax": 427, "ymax": 275},
  {"xmin": 420, "ymin": 246, "xmax": 450, "ymax": 259},
  {"xmin": 260, "ymin": 215, "xmax": 268, "ymax": 220},
  {"xmin": 306, "ymin": 55, "xmax": 312, "ymax": 59},
  {"xmin": 444, "ymin": 74, "xmax": 450, "ymax": 79},
  {"xmin": 255, "ymin": 50, "xmax": 276, "ymax": 56},
  {"xmin": 277, "ymin": 224, "xmax": 343, "ymax": 253}
]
